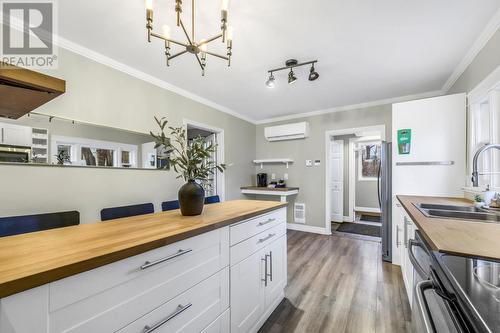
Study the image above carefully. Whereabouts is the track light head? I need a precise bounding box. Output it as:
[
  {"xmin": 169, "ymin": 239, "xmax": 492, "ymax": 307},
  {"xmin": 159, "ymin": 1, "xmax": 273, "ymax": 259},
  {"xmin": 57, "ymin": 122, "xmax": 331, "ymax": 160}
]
[
  {"xmin": 308, "ymin": 65, "xmax": 319, "ymax": 81},
  {"xmin": 266, "ymin": 73, "xmax": 276, "ymax": 88},
  {"xmin": 288, "ymin": 69, "xmax": 297, "ymax": 84}
]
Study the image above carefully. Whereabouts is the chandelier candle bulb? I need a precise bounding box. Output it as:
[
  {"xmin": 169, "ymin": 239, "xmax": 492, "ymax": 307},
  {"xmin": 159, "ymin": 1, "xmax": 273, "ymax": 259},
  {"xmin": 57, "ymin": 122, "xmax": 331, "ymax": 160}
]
[{"xmin": 145, "ymin": 0, "xmax": 153, "ymax": 42}]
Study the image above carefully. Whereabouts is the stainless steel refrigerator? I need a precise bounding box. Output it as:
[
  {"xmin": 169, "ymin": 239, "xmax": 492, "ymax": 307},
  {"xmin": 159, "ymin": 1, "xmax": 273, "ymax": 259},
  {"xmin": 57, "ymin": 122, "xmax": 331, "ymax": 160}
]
[{"xmin": 378, "ymin": 141, "xmax": 392, "ymax": 262}]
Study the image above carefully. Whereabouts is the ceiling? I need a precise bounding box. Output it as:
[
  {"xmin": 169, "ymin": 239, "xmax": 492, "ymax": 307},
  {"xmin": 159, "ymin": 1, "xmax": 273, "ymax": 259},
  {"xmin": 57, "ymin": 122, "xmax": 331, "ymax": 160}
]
[{"xmin": 57, "ymin": 0, "xmax": 500, "ymax": 123}]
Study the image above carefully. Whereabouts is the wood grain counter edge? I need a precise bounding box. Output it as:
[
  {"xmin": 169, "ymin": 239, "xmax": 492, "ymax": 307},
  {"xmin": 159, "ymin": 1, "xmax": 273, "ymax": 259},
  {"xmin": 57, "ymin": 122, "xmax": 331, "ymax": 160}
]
[{"xmin": 0, "ymin": 201, "xmax": 287, "ymax": 298}]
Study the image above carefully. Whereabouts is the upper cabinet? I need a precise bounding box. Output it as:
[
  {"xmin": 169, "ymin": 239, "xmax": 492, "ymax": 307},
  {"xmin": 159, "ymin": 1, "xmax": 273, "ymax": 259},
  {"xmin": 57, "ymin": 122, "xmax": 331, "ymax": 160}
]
[
  {"xmin": 0, "ymin": 62, "xmax": 66, "ymax": 119},
  {"xmin": 0, "ymin": 122, "xmax": 32, "ymax": 146}
]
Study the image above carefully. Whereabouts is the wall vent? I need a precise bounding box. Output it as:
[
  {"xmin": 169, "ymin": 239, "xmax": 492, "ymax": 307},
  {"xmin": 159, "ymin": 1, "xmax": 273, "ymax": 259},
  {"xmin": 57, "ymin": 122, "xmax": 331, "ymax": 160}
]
[{"xmin": 294, "ymin": 203, "xmax": 306, "ymax": 224}]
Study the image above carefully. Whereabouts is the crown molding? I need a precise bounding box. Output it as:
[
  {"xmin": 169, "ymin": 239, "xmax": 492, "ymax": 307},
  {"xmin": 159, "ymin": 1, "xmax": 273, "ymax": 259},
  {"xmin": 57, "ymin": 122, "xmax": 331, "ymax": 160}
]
[
  {"xmin": 54, "ymin": 37, "xmax": 257, "ymax": 125},
  {"xmin": 255, "ymin": 90, "xmax": 443, "ymax": 125},
  {"xmin": 442, "ymin": 7, "xmax": 500, "ymax": 93}
]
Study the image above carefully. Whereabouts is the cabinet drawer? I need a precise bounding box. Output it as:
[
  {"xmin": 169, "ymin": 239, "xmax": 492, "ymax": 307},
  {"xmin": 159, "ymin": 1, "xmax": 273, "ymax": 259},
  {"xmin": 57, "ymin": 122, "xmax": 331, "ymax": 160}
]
[
  {"xmin": 201, "ymin": 309, "xmax": 230, "ymax": 333},
  {"xmin": 117, "ymin": 267, "xmax": 229, "ymax": 333},
  {"xmin": 230, "ymin": 223, "xmax": 286, "ymax": 266},
  {"xmin": 230, "ymin": 208, "xmax": 286, "ymax": 246},
  {"xmin": 49, "ymin": 227, "xmax": 229, "ymax": 333}
]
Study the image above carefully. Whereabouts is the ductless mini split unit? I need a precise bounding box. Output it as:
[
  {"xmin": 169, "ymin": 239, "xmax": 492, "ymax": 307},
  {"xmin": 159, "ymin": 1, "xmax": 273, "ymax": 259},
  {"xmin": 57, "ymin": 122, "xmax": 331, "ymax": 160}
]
[{"xmin": 264, "ymin": 121, "xmax": 310, "ymax": 142}]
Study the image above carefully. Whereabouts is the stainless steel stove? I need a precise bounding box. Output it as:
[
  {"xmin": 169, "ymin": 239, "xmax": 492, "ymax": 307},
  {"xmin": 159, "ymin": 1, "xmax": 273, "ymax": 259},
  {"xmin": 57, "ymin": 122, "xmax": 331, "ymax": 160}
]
[{"xmin": 435, "ymin": 253, "xmax": 500, "ymax": 333}]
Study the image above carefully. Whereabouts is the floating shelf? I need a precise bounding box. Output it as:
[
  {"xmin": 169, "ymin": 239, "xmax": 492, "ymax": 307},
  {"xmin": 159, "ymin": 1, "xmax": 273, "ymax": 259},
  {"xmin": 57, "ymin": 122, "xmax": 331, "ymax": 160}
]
[{"xmin": 253, "ymin": 158, "xmax": 294, "ymax": 169}]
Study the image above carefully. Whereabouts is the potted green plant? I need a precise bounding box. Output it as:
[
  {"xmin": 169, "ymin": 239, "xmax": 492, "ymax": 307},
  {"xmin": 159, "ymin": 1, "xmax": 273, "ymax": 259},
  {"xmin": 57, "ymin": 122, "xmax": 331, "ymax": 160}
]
[{"xmin": 150, "ymin": 117, "xmax": 226, "ymax": 216}]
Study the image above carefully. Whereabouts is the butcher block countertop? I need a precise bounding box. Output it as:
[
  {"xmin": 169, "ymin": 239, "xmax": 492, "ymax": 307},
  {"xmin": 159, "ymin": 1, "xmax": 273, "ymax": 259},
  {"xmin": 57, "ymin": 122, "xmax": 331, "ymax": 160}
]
[
  {"xmin": 397, "ymin": 195, "xmax": 500, "ymax": 261},
  {"xmin": 0, "ymin": 200, "xmax": 286, "ymax": 298}
]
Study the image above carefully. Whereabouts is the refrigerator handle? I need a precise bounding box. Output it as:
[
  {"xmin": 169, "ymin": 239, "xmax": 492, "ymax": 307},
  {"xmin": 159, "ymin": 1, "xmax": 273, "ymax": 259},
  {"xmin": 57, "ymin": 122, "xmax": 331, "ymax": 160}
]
[{"xmin": 377, "ymin": 159, "xmax": 382, "ymax": 208}]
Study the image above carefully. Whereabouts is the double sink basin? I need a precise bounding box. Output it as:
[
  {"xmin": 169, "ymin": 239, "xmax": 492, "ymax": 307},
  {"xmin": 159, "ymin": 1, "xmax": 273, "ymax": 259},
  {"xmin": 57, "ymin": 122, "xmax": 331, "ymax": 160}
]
[{"xmin": 414, "ymin": 203, "xmax": 500, "ymax": 223}]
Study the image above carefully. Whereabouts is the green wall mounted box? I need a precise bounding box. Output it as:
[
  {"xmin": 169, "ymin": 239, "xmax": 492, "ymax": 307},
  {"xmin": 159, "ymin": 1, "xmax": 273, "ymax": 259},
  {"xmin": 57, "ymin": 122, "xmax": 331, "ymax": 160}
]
[{"xmin": 397, "ymin": 129, "xmax": 411, "ymax": 154}]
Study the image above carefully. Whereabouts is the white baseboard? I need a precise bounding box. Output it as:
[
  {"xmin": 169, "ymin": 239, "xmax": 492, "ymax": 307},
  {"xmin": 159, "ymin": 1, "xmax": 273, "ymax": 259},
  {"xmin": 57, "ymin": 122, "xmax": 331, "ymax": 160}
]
[
  {"xmin": 343, "ymin": 216, "xmax": 354, "ymax": 222},
  {"xmin": 354, "ymin": 206, "xmax": 381, "ymax": 214},
  {"xmin": 287, "ymin": 223, "xmax": 331, "ymax": 235}
]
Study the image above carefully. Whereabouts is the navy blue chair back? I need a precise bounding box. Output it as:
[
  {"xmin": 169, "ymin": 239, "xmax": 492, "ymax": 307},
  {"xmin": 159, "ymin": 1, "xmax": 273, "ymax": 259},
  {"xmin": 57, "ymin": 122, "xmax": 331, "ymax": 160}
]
[
  {"xmin": 0, "ymin": 211, "xmax": 80, "ymax": 237},
  {"xmin": 100, "ymin": 203, "xmax": 154, "ymax": 221},
  {"xmin": 205, "ymin": 195, "xmax": 220, "ymax": 204},
  {"xmin": 162, "ymin": 200, "xmax": 180, "ymax": 211}
]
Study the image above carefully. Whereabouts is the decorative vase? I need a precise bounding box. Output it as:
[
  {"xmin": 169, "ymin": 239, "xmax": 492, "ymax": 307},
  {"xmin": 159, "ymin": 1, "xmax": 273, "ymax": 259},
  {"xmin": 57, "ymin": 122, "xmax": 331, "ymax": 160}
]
[{"xmin": 178, "ymin": 179, "xmax": 205, "ymax": 216}]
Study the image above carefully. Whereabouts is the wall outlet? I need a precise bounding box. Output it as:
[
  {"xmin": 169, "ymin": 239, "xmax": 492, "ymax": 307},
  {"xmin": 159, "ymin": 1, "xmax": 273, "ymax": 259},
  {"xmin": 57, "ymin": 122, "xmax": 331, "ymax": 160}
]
[
  {"xmin": 305, "ymin": 160, "xmax": 313, "ymax": 167},
  {"xmin": 284, "ymin": 173, "xmax": 288, "ymax": 180},
  {"xmin": 271, "ymin": 173, "xmax": 276, "ymax": 180}
]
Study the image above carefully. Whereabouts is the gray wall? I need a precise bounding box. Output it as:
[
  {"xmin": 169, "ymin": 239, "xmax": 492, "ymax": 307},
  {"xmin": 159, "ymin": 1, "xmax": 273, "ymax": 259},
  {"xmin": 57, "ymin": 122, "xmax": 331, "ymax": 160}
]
[
  {"xmin": 449, "ymin": 28, "xmax": 500, "ymax": 93},
  {"xmin": 255, "ymin": 105, "xmax": 391, "ymax": 228},
  {"xmin": 0, "ymin": 47, "xmax": 256, "ymax": 224}
]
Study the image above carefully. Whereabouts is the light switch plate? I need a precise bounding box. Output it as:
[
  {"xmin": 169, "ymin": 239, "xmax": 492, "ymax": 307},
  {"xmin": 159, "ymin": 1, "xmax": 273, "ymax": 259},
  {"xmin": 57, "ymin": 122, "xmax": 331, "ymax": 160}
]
[
  {"xmin": 284, "ymin": 173, "xmax": 289, "ymax": 180},
  {"xmin": 305, "ymin": 160, "xmax": 313, "ymax": 167},
  {"xmin": 271, "ymin": 173, "xmax": 276, "ymax": 180},
  {"xmin": 314, "ymin": 160, "xmax": 321, "ymax": 166}
]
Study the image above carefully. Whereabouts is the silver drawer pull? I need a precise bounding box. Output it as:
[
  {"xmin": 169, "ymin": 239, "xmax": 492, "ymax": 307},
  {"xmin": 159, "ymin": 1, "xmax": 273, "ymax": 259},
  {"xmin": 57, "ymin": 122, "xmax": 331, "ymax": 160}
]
[
  {"xmin": 140, "ymin": 249, "xmax": 193, "ymax": 270},
  {"xmin": 258, "ymin": 218, "xmax": 276, "ymax": 226},
  {"xmin": 143, "ymin": 303, "xmax": 192, "ymax": 333},
  {"xmin": 258, "ymin": 233, "xmax": 276, "ymax": 243}
]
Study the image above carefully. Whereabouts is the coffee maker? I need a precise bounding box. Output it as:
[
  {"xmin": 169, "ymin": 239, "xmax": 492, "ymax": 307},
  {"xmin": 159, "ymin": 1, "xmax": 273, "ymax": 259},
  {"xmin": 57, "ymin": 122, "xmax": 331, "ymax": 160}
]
[{"xmin": 257, "ymin": 173, "xmax": 268, "ymax": 187}]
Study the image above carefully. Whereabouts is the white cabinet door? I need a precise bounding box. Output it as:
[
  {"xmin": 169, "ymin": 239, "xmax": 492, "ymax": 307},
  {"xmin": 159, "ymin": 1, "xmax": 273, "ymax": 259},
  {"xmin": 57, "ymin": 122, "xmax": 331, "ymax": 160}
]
[
  {"xmin": 392, "ymin": 201, "xmax": 405, "ymax": 265},
  {"xmin": 403, "ymin": 217, "xmax": 415, "ymax": 306},
  {"xmin": 264, "ymin": 235, "xmax": 287, "ymax": 308},
  {"xmin": 1, "ymin": 123, "xmax": 31, "ymax": 146},
  {"xmin": 230, "ymin": 249, "xmax": 266, "ymax": 333}
]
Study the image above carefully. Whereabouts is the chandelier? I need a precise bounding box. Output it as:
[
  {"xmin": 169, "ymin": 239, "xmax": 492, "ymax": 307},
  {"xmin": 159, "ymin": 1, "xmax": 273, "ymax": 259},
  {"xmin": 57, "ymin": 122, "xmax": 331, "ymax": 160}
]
[{"xmin": 145, "ymin": 0, "xmax": 233, "ymax": 76}]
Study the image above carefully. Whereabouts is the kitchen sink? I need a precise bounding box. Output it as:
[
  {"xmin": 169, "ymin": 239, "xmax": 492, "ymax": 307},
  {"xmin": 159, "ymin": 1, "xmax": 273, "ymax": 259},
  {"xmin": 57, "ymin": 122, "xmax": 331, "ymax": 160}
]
[
  {"xmin": 417, "ymin": 203, "xmax": 483, "ymax": 212},
  {"xmin": 414, "ymin": 203, "xmax": 500, "ymax": 223}
]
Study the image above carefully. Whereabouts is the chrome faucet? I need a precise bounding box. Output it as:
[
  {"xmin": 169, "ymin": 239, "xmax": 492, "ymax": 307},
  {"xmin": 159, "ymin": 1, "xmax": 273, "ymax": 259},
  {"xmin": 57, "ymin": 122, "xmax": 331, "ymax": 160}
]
[{"xmin": 472, "ymin": 143, "xmax": 500, "ymax": 187}]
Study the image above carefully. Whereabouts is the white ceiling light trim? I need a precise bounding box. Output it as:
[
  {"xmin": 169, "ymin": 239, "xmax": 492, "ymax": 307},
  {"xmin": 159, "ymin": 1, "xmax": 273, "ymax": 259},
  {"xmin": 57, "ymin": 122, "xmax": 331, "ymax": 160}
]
[
  {"xmin": 55, "ymin": 36, "xmax": 256, "ymax": 124},
  {"xmin": 442, "ymin": 7, "xmax": 500, "ymax": 93},
  {"xmin": 255, "ymin": 90, "xmax": 444, "ymax": 125}
]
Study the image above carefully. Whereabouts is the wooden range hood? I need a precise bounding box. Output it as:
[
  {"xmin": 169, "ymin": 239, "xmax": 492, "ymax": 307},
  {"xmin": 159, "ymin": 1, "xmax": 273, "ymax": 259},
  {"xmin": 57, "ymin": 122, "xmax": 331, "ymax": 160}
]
[{"xmin": 0, "ymin": 62, "xmax": 66, "ymax": 119}]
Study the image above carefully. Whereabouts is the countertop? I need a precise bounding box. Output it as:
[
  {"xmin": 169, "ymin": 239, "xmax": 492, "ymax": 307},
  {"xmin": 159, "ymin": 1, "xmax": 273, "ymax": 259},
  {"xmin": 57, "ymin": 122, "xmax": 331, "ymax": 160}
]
[
  {"xmin": 240, "ymin": 186, "xmax": 299, "ymax": 192},
  {"xmin": 0, "ymin": 200, "xmax": 286, "ymax": 298},
  {"xmin": 397, "ymin": 195, "xmax": 500, "ymax": 261}
]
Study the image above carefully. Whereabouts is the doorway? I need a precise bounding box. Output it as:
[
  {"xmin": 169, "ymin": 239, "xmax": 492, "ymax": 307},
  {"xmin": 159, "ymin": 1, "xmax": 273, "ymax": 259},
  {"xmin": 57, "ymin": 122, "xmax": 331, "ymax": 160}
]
[
  {"xmin": 183, "ymin": 119, "xmax": 225, "ymax": 201},
  {"xmin": 324, "ymin": 125, "xmax": 385, "ymax": 236}
]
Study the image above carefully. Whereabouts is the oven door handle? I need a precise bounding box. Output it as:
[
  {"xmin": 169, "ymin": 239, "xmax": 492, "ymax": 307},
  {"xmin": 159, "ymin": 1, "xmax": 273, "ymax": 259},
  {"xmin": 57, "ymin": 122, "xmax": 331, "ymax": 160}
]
[
  {"xmin": 415, "ymin": 280, "xmax": 437, "ymax": 333},
  {"xmin": 408, "ymin": 239, "xmax": 429, "ymax": 279}
]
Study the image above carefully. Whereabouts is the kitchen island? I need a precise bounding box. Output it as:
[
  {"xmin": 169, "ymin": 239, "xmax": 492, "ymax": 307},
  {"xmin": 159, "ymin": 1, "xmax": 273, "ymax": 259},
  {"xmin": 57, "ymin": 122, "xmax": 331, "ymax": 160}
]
[{"xmin": 0, "ymin": 200, "xmax": 287, "ymax": 333}]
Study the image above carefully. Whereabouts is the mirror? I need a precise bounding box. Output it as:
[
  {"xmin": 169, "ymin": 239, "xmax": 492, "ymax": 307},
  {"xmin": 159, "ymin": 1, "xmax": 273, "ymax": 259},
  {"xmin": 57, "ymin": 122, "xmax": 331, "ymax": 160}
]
[{"xmin": 0, "ymin": 113, "xmax": 168, "ymax": 170}]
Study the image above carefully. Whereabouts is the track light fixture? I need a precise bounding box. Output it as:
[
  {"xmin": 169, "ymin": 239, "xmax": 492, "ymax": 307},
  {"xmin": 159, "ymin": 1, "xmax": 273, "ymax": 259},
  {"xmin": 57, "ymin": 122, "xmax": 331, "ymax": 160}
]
[
  {"xmin": 266, "ymin": 72, "xmax": 276, "ymax": 88},
  {"xmin": 308, "ymin": 64, "xmax": 319, "ymax": 81},
  {"xmin": 265, "ymin": 59, "xmax": 318, "ymax": 87},
  {"xmin": 288, "ymin": 69, "xmax": 297, "ymax": 84}
]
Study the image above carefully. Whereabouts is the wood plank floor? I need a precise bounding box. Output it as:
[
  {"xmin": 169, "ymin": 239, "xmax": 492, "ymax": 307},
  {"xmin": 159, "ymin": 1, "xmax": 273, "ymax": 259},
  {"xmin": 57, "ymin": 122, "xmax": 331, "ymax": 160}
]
[{"xmin": 259, "ymin": 230, "xmax": 411, "ymax": 333}]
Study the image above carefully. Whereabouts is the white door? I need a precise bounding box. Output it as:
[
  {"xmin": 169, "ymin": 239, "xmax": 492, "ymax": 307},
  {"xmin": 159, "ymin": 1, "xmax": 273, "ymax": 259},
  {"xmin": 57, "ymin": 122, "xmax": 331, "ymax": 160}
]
[
  {"xmin": 141, "ymin": 142, "xmax": 157, "ymax": 169},
  {"xmin": 1, "ymin": 123, "xmax": 32, "ymax": 146},
  {"xmin": 204, "ymin": 134, "xmax": 217, "ymax": 197},
  {"xmin": 230, "ymin": 249, "xmax": 265, "ymax": 333},
  {"xmin": 264, "ymin": 235, "xmax": 287, "ymax": 308},
  {"xmin": 330, "ymin": 139, "xmax": 344, "ymax": 222}
]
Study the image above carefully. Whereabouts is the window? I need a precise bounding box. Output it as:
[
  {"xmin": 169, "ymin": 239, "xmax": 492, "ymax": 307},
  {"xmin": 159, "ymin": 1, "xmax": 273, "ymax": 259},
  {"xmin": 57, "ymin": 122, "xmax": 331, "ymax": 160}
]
[
  {"xmin": 469, "ymin": 90, "xmax": 500, "ymax": 188},
  {"xmin": 357, "ymin": 141, "xmax": 381, "ymax": 181},
  {"xmin": 51, "ymin": 135, "xmax": 138, "ymax": 168},
  {"xmin": 81, "ymin": 147, "xmax": 115, "ymax": 167}
]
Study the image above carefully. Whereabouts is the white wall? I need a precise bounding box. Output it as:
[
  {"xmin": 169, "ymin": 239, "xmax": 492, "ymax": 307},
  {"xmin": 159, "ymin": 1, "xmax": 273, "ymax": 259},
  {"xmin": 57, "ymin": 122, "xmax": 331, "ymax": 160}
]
[{"xmin": 0, "ymin": 47, "xmax": 256, "ymax": 223}]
